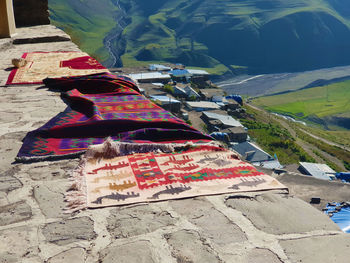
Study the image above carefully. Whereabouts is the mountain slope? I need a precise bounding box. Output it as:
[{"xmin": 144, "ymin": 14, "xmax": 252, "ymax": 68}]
[{"xmin": 49, "ymin": 0, "xmax": 350, "ymax": 74}]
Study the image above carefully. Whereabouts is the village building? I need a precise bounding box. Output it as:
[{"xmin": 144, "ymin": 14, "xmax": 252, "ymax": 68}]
[
  {"xmin": 232, "ymin": 141, "xmax": 283, "ymax": 169},
  {"xmin": 172, "ymin": 85, "xmax": 187, "ymax": 97},
  {"xmin": 128, "ymin": 72, "xmax": 171, "ymax": 83},
  {"xmin": 148, "ymin": 64, "xmax": 171, "ymax": 71},
  {"xmin": 202, "ymin": 111, "xmax": 243, "ymax": 128},
  {"xmin": 299, "ymin": 162, "xmax": 336, "ymax": 180},
  {"xmin": 186, "ymin": 101, "xmax": 221, "ymax": 112},
  {"xmin": 226, "ymin": 98, "xmax": 240, "ymax": 110},
  {"xmin": 199, "ymin": 88, "xmax": 225, "ymax": 100},
  {"xmin": 207, "ymin": 119, "xmax": 222, "ymax": 132},
  {"xmin": 184, "ymin": 85, "xmax": 200, "ymax": 100},
  {"xmin": 186, "ymin": 68, "xmax": 210, "ymax": 81},
  {"xmin": 221, "ymin": 127, "xmax": 248, "ymax": 143},
  {"xmin": 169, "ymin": 69, "xmax": 191, "ymax": 82},
  {"xmin": 149, "ymin": 95, "xmax": 181, "ymax": 113},
  {"xmin": 226, "ymin": 94, "xmax": 243, "ymax": 106}
]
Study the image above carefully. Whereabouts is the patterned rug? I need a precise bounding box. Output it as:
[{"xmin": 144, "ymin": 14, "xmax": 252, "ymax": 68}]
[
  {"xmin": 66, "ymin": 140, "xmax": 286, "ymax": 211},
  {"xmin": 6, "ymin": 51, "xmax": 108, "ymax": 85},
  {"xmin": 16, "ymin": 72, "xmax": 213, "ymax": 162}
]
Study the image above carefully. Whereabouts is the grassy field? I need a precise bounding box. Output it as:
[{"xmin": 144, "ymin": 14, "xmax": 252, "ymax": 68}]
[
  {"xmin": 253, "ymin": 80, "xmax": 350, "ymax": 120},
  {"xmin": 49, "ymin": 0, "xmax": 118, "ymax": 64},
  {"xmin": 239, "ymin": 106, "xmax": 315, "ymax": 165}
]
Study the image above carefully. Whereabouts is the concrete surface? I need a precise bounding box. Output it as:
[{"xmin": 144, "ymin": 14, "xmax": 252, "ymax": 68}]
[{"xmin": 0, "ymin": 25, "xmax": 350, "ymax": 263}]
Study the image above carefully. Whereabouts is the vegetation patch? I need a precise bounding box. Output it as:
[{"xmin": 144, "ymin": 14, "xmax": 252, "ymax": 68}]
[
  {"xmin": 252, "ymin": 80, "xmax": 350, "ymax": 129},
  {"xmin": 49, "ymin": 0, "xmax": 118, "ymax": 64},
  {"xmin": 240, "ymin": 106, "xmax": 315, "ymax": 165}
]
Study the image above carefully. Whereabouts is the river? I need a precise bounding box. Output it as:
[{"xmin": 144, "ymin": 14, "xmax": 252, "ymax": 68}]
[{"xmin": 215, "ymin": 64, "xmax": 350, "ymax": 97}]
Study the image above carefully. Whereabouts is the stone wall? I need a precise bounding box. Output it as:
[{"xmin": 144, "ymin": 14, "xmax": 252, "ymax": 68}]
[{"xmin": 13, "ymin": 0, "xmax": 49, "ymax": 27}]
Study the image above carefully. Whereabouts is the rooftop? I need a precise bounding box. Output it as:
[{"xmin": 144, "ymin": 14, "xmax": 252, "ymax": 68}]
[
  {"xmin": 232, "ymin": 141, "xmax": 274, "ymax": 162},
  {"xmin": 300, "ymin": 162, "xmax": 336, "ymax": 180},
  {"xmin": 128, "ymin": 72, "xmax": 171, "ymax": 80},
  {"xmin": 186, "ymin": 101, "xmax": 221, "ymax": 110},
  {"xmin": 203, "ymin": 111, "xmax": 244, "ymax": 127}
]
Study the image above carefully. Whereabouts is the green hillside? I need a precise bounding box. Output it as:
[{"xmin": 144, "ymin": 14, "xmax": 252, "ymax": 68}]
[
  {"xmin": 252, "ymin": 80, "xmax": 350, "ymax": 129},
  {"xmin": 49, "ymin": 0, "xmax": 350, "ymax": 74},
  {"xmin": 49, "ymin": 0, "xmax": 118, "ymax": 64}
]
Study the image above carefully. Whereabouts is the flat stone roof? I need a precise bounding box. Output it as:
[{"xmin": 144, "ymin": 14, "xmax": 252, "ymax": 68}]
[{"xmin": 1, "ymin": 25, "xmax": 350, "ymax": 263}]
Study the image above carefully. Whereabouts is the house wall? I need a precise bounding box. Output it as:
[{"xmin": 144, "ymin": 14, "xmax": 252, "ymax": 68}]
[
  {"xmin": 0, "ymin": 0, "xmax": 16, "ymax": 37},
  {"xmin": 13, "ymin": 0, "xmax": 49, "ymax": 27}
]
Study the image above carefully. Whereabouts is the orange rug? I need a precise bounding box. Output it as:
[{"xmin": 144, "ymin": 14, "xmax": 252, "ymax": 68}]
[
  {"xmin": 66, "ymin": 140, "xmax": 286, "ymax": 211},
  {"xmin": 6, "ymin": 51, "xmax": 108, "ymax": 85}
]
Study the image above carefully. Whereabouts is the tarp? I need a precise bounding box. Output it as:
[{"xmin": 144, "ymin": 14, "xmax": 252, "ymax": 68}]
[{"xmin": 324, "ymin": 203, "xmax": 350, "ymax": 233}]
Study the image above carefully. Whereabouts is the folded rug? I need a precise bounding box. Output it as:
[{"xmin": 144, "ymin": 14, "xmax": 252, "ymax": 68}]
[
  {"xmin": 66, "ymin": 139, "xmax": 286, "ymax": 211},
  {"xmin": 6, "ymin": 51, "xmax": 108, "ymax": 85},
  {"xmin": 16, "ymin": 72, "xmax": 213, "ymax": 162}
]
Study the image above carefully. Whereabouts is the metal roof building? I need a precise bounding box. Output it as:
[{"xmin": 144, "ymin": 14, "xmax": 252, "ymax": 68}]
[
  {"xmin": 149, "ymin": 64, "xmax": 171, "ymax": 71},
  {"xmin": 128, "ymin": 72, "xmax": 171, "ymax": 83},
  {"xmin": 186, "ymin": 69, "xmax": 210, "ymax": 76},
  {"xmin": 299, "ymin": 162, "xmax": 336, "ymax": 180},
  {"xmin": 149, "ymin": 95, "xmax": 180, "ymax": 104},
  {"xmin": 186, "ymin": 101, "xmax": 221, "ymax": 111},
  {"xmin": 169, "ymin": 69, "xmax": 191, "ymax": 78},
  {"xmin": 202, "ymin": 111, "xmax": 243, "ymax": 127},
  {"xmin": 184, "ymin": 85, "xmax": 200, "ymax": 99},
  {"xmin": 232, "ymin": 141, "xmax": 274, "ymax": 163}
]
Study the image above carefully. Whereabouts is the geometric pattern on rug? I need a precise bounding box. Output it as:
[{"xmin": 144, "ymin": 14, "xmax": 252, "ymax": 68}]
[
  {"xmin": 67, "ymin": 143, "xmax": 286, "ymax": 210},
  {"xmin": 16, "ymin": 73, "xmax": 213, "ymax": 161},
  {"xmin": 6, "ymin": 51, "xmax": 107, "ymax": 85}
]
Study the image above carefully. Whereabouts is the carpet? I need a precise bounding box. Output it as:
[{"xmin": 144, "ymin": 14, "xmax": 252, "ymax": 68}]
[
  {"xmin": 6, "ymin": 51, "xmax": 108, "ymax": 85},
  {"xmin": 16, "ymin": 72, "xmax": 213, "ymax": 162},
  {"xmin": 66, "ymin": 139, "xmax": 286, "ymax": 211}
]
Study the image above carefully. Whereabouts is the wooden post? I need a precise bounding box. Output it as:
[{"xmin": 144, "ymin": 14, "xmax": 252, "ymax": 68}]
[{"xmin": 0, "ymin": 0, "xmax": 16, "ymax": 37}]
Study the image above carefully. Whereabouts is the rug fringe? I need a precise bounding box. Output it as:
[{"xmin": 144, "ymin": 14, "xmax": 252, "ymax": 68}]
[
  {"xmin": 64, "ymin": 138, "xmax": 224, "ymax": 212},
  {"xmin": 64, "ymin": 159, "xmax": 88, "ymax": 213},
  {"xmin": 84, "ymin": 138, "xmax": 223, "ymax": 160}
]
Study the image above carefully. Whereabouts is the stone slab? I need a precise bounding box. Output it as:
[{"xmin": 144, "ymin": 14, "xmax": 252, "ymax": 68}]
[
  {"xmin": 0, "ymin": 167, "xmax": 22, "ymax": 193},
  {"xmin": 226, "ymin": 192, "xmax": 340, "ymax": 235},
  {"xmin": 0, "ymin": 226, "xmax": 38, "ymax": 263},
  {"xmin": 33, "ymin": 183, "xmax": 68, "ymax": 218},
  {"xmin": 107, "ymin": 204, "xmax": 176, "ymax": 239},
  {"xmin": 47, "ymin": 248, "xmax": 86, "ymax": 263},
  {"xmin": 13, "ymin": 25, "xmax": 71, "ymax": 44},
  {"xmin": 245, "ymin": 248, "xmax": 282, "ymax": 263},
  {"xmin": 0, "ymin": 201, "xmax": 32, "ymax": 226},
  {"xmin": 170, "ymin": 197, "xmax": 247, "ymax": 245},
  {"xmin": 280, "ymin": 234, "xmax": 350, "ymax": 263},
  {"xmin": 25, "ymin": 160, "xmax": 78, "ymax": 181},
  {"xmin": 99, "ymin": 241, "xmax": 155, "ymax": 263},
  {"xmin": 165, "ymin": 230, "xmax": 222, "ymax": 263},
  {"xmin": 42, "ymin": 217, "xmax": 96, "ymax": 246},
  {"xmin": 0, "ymin": 132, "xmax": 25, "ymax": 172}
]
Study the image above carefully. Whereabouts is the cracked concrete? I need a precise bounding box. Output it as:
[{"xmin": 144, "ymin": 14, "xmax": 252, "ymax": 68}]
[{"xmin": 0, "ymin": 25, "xmax": 350, "ymax": 262}]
